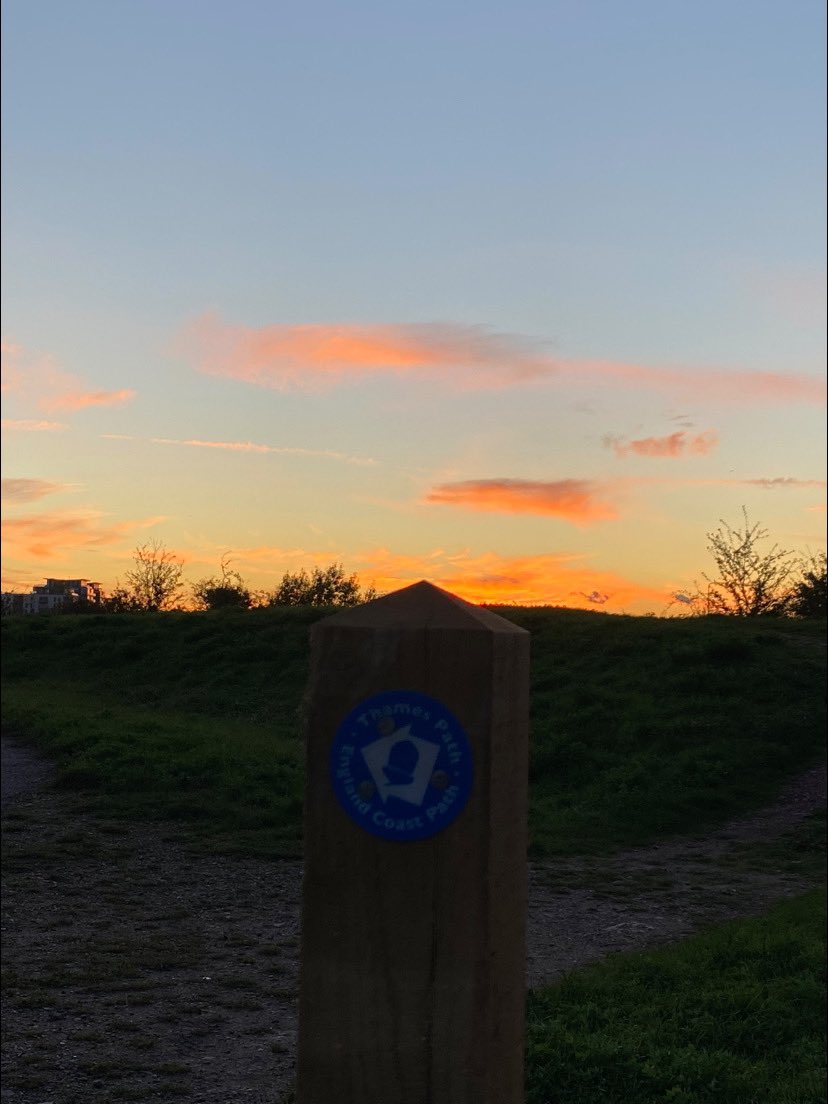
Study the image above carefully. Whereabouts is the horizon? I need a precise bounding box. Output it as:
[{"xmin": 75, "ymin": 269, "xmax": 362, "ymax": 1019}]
[{"xmin": 2, "ymin": 1, "xmax": 825, "ymax": 615}]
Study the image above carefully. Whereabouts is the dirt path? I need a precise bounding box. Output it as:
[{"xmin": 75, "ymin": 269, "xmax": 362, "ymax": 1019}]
[
  {"xmin": 527, "ymin": 761, "xmax": 826, "ymax": 984},
  {"xmin": 1, "ymin": 752, "xmax": 825, "ymax": 1104}
]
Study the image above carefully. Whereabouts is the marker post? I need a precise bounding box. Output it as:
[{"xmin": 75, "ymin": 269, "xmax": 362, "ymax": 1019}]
[{"xmin": 297, "ymin": 581, "xmax": 530, "ymax": 1104}]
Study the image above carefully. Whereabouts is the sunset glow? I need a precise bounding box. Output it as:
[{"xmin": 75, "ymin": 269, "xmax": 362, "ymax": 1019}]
[{"xmin": 1, "ymin": 3, "xmax": 824, "ymax": 614}]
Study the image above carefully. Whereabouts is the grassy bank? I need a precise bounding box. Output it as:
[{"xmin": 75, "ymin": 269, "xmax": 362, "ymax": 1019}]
[
  {"xmin": 1, "ymin": 606, "xmax": 825, "ymax": 857},
  {"xmin": 2, "ymin": 608, "xmax": 825, "ymax": 1104},
  {"xmin": 526, "ymin": 889, "xmax": 827, "ymax": 1104}
]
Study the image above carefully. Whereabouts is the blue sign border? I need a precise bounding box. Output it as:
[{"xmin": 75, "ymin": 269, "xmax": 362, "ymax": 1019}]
[{"xmin": 329, "ymin": 689, "xmax": 474, "ymax": 841}]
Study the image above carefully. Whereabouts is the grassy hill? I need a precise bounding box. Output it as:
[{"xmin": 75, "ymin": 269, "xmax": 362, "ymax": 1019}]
[
  {"xmin": 2, "ymin": 606, "xmax": 826, "ymax": 1103},
  {"xmin": 2, "ymin": 606, "xmax": 824, "ymax": 858}
]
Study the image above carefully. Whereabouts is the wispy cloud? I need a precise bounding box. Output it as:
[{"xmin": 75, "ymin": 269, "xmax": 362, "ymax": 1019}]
[
  {"xmin": 1, "ymin": 479, "xmax": 75, "ymax": 504},
  {"xmin": 613, "ymin": 473, "xmax": 826, "ymax": 496},
  {"xmin": 425, "ymin": 478, "xmax": 617, "ymax": 523},
  {"xmin": 734, "ymin": 477, "xmax": 827, "ymax": 490},
  {"xmin": 424, "ymin": 471, "xmax": 825, "ymax": 524},
  {"xmin": 102, "ymin": 433, "xmax": 377, "ymax": 466},
  {"xmin": 1, "ymin": 511, "xmax": 165, "ymax": 560},
  {"xmin": 0, "ymin": 338, "xmax": 25, "ymax": 393},
  {"xmin": 177, "ymin": 312, "xmax": 826, "ymax": 404},
  {"xmin": 569, "ymin": 360, "xmax": 825, "ymax": 404},
  {"xmin": 1, "ymin": 336, "xmax": 136, "ymax": 414},
  {"xmin": 1, "ymin": 336, "xmax": 74, "ymax": 403},
  {"xmin": 0, "ymin": 565, "xmax": 40, "ymax": 591},
  {"xmin": 1, "ymin": 419, "xmax": 68, "ymax": 432},
  {"xmin": 604, "ymin": 430, "xmax": 718, "ymax": 459},
  {"xmin": 42, "ymin": 389, "xmax": 136, "ymax": 412},
  {"xmin": 641, "ymin": 475, "xmax": 828, "ymax": 491},
  {"xmin": 178, "ymin": 313, "xmax": 552, "ymax": 391}
]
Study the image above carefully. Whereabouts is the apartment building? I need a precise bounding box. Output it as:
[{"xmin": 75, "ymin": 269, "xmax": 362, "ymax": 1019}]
[{"xmin": 2, "ymin": 578, "xmax": 103, "ymax": 614}]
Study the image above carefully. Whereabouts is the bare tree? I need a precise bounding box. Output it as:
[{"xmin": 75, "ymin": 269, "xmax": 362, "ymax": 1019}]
[
  {"xmin": 191, "ymin": 554, "xmax": 252, "ymax": 610},
  {"xmin": 112, "ymin": 540, "xmax": 185, "ymax": 612},
  {"xmin": 700, "ymin": 507, "xmax": 796, "ymax": 617}
]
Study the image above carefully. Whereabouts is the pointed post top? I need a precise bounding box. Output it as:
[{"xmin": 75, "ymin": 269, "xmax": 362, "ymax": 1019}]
[{"xmin": 317, "ymin": 579, "xmax": 528, "ymax": 634}]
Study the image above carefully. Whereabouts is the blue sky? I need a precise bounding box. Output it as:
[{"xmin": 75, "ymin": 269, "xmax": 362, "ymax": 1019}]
[{"xmin": 2, "ymin": 0, "xmax": 825, "ymax": 610}]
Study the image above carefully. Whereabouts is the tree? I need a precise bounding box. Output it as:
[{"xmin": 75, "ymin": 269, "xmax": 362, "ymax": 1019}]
[
  {"xmin": 109, "ymin": 540, "xmax": 185, "ymax": 612},
  {"xmin": 268, "ymin": 563, "xmax": 378, "ymax": 607},
  {"xmin": 103, "ymin": 587, "xmax": 143, "ymax": 613},
  {"xmin": 1, "ymin": 590, "xmax": 22, "ymax": 617},
  {"xmin": 700, "ymin": 507, "xmax": 797, "ymax": 617},
  {"xmin": 191, "ymin": 555, "xmax": 253, "ymax": 611},
  {"xmin": 789, "ymin": 551, "xmax": 827, "ymax": 618}
]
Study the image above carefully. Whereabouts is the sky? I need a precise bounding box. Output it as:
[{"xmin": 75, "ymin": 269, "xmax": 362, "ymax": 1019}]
[{"xmin": 1, "ymin": 0, "xmax": 825, "ymax": 614}]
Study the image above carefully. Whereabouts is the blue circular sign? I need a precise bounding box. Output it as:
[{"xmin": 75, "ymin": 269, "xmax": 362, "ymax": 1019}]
[{"xmin": 329, "ymin": 690, "xmax": 474, "ymax": 841}]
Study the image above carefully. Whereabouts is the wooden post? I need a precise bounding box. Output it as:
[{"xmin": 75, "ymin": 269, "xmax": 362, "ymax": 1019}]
[{"xmin": 297, "ymin": 580, "xmax": 530, "ymax": 1104}]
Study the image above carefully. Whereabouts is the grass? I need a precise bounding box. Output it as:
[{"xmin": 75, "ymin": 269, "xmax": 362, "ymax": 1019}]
[
  {"xmin": 525, "ymin": 889, "xmax": 827, "ymax": 1104},
  {"xmin": 2, "ymin": 605, "xmax": 825, "ymax": 857},
  {"xmin": 3, "ymin": 607, "xmax": 824, "ymax": 1103},
  {"xmin": 1, "ymin": 680, "xmax": 305, "ymax": 855},
  {"xmin": 516, "ymin": 608, "xmax": 826, "ymax": 855}
]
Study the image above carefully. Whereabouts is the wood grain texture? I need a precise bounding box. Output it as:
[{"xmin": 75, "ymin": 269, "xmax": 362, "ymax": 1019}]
[{"xmin": 297, "ymin": 582, "xmax": 530, "ymax": 1104}]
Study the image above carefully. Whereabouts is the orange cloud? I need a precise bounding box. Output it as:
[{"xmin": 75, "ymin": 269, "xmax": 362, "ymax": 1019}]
[
  {"xmin": 178, "ymin": 313, "xmax": 553, "ymax": 390},
  {"xmin": 2, "ymin": 479, "xmax": 74, "ymax": 503},
  {"xmin": 605, "ymin": 430, "xmax": 719, "ymax": 459},
  {"xmin": 102, "ymin": 434, "xmax": 377, "ymax": 466},
  {"xmin": 2, "ymin": 511, "xmax": 165, "ymax": 560},
  {"xmin": 1, "ymin": 338, "xmax": 25, "ymax": 392},
  {"xmin": 1, "ymin": 419, "xmax": 67, "ymax": 431},
  {"xmin": 41, "ymin": 388, "xmax": 136, "ymax": 412},
  {"xmin": 425, "ymin": 478, "xmax": 617, "ymax": 523},
  {"xmin": 1, "ymin": 337, "xmax": 77, "ymax": 405},
  {"xmin": 2, "ymin": 336, "xmax": 137, "ymax": 417},
  {"xmin": 177, "ymin": 313, "xmax": 826, "ymax": 404},
  {"xmin": 569, "ymin": 359, "xmax": 825, "ymax": 405}
]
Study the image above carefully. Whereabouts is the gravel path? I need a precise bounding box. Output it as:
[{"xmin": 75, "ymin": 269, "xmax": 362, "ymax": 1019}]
[{"xmin": 1, "ymin": 742, "xmax": 825, "ymax": 1104}]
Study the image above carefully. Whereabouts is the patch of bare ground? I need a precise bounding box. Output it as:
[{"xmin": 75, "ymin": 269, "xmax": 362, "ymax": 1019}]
[
  {"xmin": 527, "ymin": 760, "xmax": 826, "ymax": 986},
  {"xmin": 1, "ymin": 757, "xmax": 825, "ymax": 1104}
]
